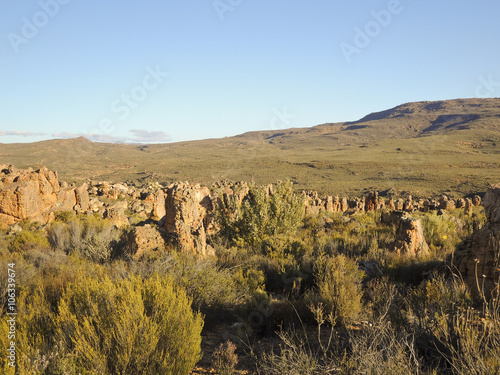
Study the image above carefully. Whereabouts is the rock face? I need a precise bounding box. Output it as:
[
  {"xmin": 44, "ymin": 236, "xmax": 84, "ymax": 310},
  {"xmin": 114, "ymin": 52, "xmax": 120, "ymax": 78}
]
[
  {"xmin": 390, "ymin": 213, "xmax": 430, "ymax": 256},
  {"xmin": 364, "ymin": 191, "xmax": 378, "ymax": 212},
  {"xmin": 75, "ymin": 183, "xmax": 90, "ymax": 212},
  {"xmin": 126, "ymin": 224, "xmax": 166, "ymax": 259},
  {"xmin": 165, "ymin": 182, "xmax": 215, "ymax": 257},
  {"xmin": 0, "ymin": 166, "xmax": 60, "ymax": 225},
  {"xmin": 104, "ymin": 201, "xmax": 129, "ymax": 227},
  {"xmin": 454, "ymin": 183, "xmax": 500, "ymax": 300}
]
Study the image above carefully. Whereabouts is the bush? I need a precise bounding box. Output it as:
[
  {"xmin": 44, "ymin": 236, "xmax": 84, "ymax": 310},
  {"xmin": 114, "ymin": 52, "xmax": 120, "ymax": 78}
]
[
  {"xmin": 344, "ymin": 321, "xmax": 419, "ymax": 375},
  {"xmin": 313, "ymin": 254, "xmax": 365, "ymax": 325},
  {"xmin": 432, "ymin": 302, "xmax": 500, "ymax": 374},
  {"xmin": 259, "ymin": 329, "xmax": 320, "ymax": 375},
  {"xmin": 47, "ymin": 215, "xmax": 122, "ymax": 263},
  {"xmin": 134, "ymin": 253, "xmax": 248, "ymax": 317},
  {"xmin": 217, "ymin": 180, "xmax": 304, "ymax": 248},
  {"xmin": 212, "ymin": 340, "xmax": 238, "ymax": 375},
  {"xmin": 55, "ymin": 272, "xmax": 204, "ymax": 374},
  {"xmin": 9, "ymin": 229, "xmax": 50, "ymax": 252},
  {"xmin": 0, "ymin": 287, "xmax": 55, "ymax": 375}
]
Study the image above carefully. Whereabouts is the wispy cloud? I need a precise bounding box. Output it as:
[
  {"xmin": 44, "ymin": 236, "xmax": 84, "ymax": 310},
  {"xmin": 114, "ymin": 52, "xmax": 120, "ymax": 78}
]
[
  {"xmin": 130, "ymin": 129, "xmax": 171, "ymax": 142},
  {"xmin": 0, "ymin": 130, "xmax": 47, "ymax": 137}
]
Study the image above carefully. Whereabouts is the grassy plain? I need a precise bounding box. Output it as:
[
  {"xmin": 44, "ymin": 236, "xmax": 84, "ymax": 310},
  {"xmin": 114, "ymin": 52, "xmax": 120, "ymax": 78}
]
[{"xmin": 1, "ymin": 98, "xmax": 499, "ymax": 197}]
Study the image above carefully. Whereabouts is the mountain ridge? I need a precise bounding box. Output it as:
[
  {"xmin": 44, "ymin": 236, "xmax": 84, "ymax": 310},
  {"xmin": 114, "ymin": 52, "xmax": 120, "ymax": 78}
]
[{"xmin": 1, "ymin": 98, "xmax": 499, "ymax": 196}]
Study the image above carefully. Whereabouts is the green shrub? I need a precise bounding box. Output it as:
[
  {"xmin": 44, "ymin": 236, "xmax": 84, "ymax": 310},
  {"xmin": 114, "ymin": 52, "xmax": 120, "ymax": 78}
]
[
  {"xmin": 419, "ymin": 211, "xmax": 461, "ymax": 254},
  {"xmin": 217, "ymin": 180, "xmax": 304, "ymax": 247},
  {"xmin": 55, "ymin": 272, "xmax": 204, "ymax": 375},
  {"xmin": 408, "ymin": 273, "xmax": 473, "ymax": 321},
  {"xmin": 137, "ymin": 253, "xmax": 248, "ymax": 316},
  {"xmin": 313, "ymin": 254, "xmax": 365, "ymax": 325},
  {"xmin": 9, "ymin": 229, "xmax": 50, "ymax": 252}
]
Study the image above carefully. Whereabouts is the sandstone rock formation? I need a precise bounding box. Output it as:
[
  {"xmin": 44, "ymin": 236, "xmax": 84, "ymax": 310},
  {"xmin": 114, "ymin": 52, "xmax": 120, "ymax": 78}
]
[
  {"xmin": 390, "ymin": 213, "xmax": 430, "ymax": 256},
  {"xmin": 75, "ymin": 183, "xmax": 90, "ymax": 212},
  {"xmin": 454, "ymin": 183, "xmax": 500, "ymax": 300},
  {"xmin": 143, "ymin": 189, "xmax": 166, "ymax": 220},
  {"xmin": 364, "ymin": 191, "xmax": 378, "ymax": 212},
  {"xmin": 126, "ymin": 224, "xmax": 166, "ymax": 259},
  {"xmin": 473, "ymin": 195, "xmax": 482, "ymax": 206},
  {"xmin": 0, "ymin": 164, "xmax": 491, "ymax": 264},
  {"xmin": 164, "ymin": 182, "xmax": 215, "ymax": 257},
  {"xmin": 0, "ymin": 166, "xmax": 60, "ymax": 225},
  {"xmin": 104, "ymin": 200, "xmax": 129, "ymax": 227},
  {"xmin": 464, "ymin": 198, "xmax": 473, "ymax": 216}
]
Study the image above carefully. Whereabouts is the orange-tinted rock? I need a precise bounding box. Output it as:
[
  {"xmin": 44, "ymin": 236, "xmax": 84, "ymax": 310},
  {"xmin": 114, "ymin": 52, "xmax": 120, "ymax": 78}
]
[
  {"xmin": 126, "ymin": 224, "xmax": 166, "ymax": 259},
  {"xmin": 391, "ymin": 214, "xmax": 429, "ymax": 256},
  {"xmin": 473, "ymin": 195, "xmax": 482, "ymax": 206},
  {"xmin": 454, "ymin": 183, "xmax": 500, "ymax": 300},
  {"xmin": 464, "ymin": 198, "xmax": 473, "ymax": 216},
  {"xmin": 365, "ymin": 191, "xmax": 378, "ymax": 212},
  {"xmin": 75, "ymin": 183, "xmax": 90, "ymax": 211},
  {"xmin": 165, "ymin": 182, "xmax": 214, "ymax": 257},
  {"xmin": 104, "ymin": 201, "xmax": 129, "ymax": 227}
]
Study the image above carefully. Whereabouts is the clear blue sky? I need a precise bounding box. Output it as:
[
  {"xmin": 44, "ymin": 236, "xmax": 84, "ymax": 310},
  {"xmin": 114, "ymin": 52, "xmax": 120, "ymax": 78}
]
[{"xmin": 1, "ymin": 0, "xmax": 499, "ymax": 144}]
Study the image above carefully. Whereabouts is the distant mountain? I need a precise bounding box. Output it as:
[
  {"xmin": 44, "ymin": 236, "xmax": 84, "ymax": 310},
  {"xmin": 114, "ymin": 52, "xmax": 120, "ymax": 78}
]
[{"xmin": 1, "ymin": 98, "xmax": 499, "ymax": 196}]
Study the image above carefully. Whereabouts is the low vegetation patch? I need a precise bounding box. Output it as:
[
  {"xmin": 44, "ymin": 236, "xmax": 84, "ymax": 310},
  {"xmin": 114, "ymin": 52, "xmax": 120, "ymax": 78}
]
[{"xmin": 0, "ymin": 189, "xmax": 497, "ymax": 374}]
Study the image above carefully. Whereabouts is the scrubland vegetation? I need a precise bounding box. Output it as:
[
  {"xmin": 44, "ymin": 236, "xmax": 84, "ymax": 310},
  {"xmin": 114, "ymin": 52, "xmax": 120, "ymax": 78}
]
[{"xmin": 1, "ymin": 182, "xmax": 498, "ymax": 374}]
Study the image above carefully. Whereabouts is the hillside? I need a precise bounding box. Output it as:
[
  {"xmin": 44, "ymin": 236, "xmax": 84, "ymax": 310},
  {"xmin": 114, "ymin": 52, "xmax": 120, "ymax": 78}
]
[{"xmin": 1, "ymin": 98, "xmax": 499, "ymax": 197}]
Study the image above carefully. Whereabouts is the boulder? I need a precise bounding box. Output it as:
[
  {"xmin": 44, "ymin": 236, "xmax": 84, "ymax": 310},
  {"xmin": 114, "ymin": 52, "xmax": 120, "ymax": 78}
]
[
  {"xmin": 453, "ymin": 183, "xmax": 500, "ymax": 300},
  {"xmin": 340, "ymin": 197, "xmax": 349, "ymax": 212},
  {"xmin": 473, "ymin": 195, "xmax": 482, "ymax": 206},
  {"xmin": 422, "ymin": 199, "xmax": 430, "ymax": 213},
  {"xmin": 395, "ymin": 198, "xmax": 404, "ymax": 211},
  {"xmin": 325, "ymin": 196, "xmax": 334, "ymax": 212},
  {"xmin": 390, "ymin": 214, "xmax": 429, "ymax": 256},
  {"xmin": 143, "ymin": 189, "xmax": 166, "ymax": 220},
  {"xmin": 0, "ymin": 166, "xmax": 63, "ymax": 225},
  {"xmin": 464, "ymin": 198, "xmax": 473, "ymax": 216},
  {"xmin": 104, "ymin": 201, "xmax": 129, "ymax": 227},
  {"xmin": 403, "ymin": 195, "xmax": 413, "ymax": 212},
  {"xmin": 364, "ymin": 191, "xmax": 378, "ymax": 212},
  {"xmin": 126, "ymin": 224, "xmax": 166, "ymax": 259},
  {"xmin": 75, "ymin": 183, "xmax": 90, "ymax": 211},
  {"xmin": 57, "ymin": 188, "xmax": 77, "ymax": 211},
  {"xmin": 165, "ymin": 182, "xmax": 215, "ymax": 257},
  {"xmin": 303, "ymin": 190, "xmax": 323, "ymax": 216},
  {"xmin": 456, "ymin": 198, "xmax": 466, "ymax": 209},
  {"xmin": 442, "ymin": 200, "xmax": 456, "ymax": 211}
]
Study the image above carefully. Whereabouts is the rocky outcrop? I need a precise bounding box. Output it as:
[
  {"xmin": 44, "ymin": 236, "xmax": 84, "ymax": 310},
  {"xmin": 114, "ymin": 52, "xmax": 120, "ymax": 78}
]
[
  {"xmin": 75, "ymin": 183, "xmax": 90, "ymax": 212},
  {"xmin": 301, "ymin": 189, "xmax": 475, "ymax": 218},
  {"xmin": 390, "ymin": 213, "xmax": 429, "ymax": 256},
  {"xmin": 104, "ymin": 200, "xmax": 129, "ymax": 227},
  {"xmin": 454, "ymin": 184, "xmax": 500, "ymax": 300},
  {"xmin": 0, "ymin": 164, "xmax": 491, "ymax": 264},
  {"xmin": 126, "ymin": 224, "xmax": 166, "ymax": 259},
  {"xmin": 364, "ymin": 191, "xmax": 378, "ymax": 212},
  {"xmin": 0, "ymin": 166, "xmax": 60, "ymax": 225},
  {"xmin": 143, "ymin": 189, "xmax": 166, "ymax": 221},
  {"xmin": 164, "ymin": 182, "xmax": 215, "ymax": 257}
]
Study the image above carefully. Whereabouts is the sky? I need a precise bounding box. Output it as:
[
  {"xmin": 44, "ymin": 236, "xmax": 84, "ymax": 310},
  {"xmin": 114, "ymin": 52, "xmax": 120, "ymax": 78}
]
[{"xmin": 1, "ymin": 0, "xmax": 499, "ymax": 144}]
